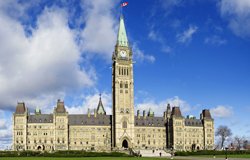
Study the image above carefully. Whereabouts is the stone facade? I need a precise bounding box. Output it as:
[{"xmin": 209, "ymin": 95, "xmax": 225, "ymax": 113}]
[{"xmin": 12, "ymin": 15, "xmax": 214, "ymax": 151}]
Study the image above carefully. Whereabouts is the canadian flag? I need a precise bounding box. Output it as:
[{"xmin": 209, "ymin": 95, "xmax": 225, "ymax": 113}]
[{"xmin": 121, "ymin": 2, "xmax": 128, "ymax": 7}]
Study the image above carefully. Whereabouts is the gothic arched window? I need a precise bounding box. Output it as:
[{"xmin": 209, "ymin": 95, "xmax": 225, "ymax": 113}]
[{"xmin": 123, "ymin": 121, "xmax": 127, "ymax": 128}]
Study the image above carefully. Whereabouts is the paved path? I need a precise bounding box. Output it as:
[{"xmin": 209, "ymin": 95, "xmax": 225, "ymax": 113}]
[{"xmin": 174, "ymin": 156, "xmax": 249, "ymax": 160}]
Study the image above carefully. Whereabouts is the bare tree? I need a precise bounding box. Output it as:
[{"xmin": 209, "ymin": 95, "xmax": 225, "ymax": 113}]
[
  {"xmin": 234, "ymin": 136, "xmax": 245, "ymax": 150},
  {"xmin": 243, "ymin": 140, "xmax": 249, "ymax": 149},
  {"xmin": 215, "ymin": 125, "xmax": 232, "ymax": 149}
]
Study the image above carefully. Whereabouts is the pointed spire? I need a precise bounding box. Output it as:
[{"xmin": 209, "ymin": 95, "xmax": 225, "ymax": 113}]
[
  {"xmin": 97, "ymin": 94, "xmax": 106, "ymax": 115},
  {"xmin": 117, "ymin": 14, "xmax": 129, "ymax": 47}
]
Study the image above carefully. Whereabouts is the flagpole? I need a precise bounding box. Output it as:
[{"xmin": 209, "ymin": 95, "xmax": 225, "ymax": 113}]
[
  {"xmin": 120, "ymin": 4, "xmax": 123, "ymax": 16},
  {"xmin": 120, "ymin": 2, "xmax": 128, "ymax": 17}
]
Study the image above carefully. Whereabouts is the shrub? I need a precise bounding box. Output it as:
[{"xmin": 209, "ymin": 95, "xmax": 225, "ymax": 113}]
[{"xmin": 0, "ymin": 150, "xmax": 131, "ymax": 157}]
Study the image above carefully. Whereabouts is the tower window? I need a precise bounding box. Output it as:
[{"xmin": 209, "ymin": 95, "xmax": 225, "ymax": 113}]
[
  {"xmin": 120, "ymin": 83, "xmax": 123, "ymax": 88},
  {"xmin": 125, "ymin": 84, "xmax": 128, "ymax": 88},
  {"xmin": 123, "ymin": 121, "xmax": 127, "ymax": 128}
]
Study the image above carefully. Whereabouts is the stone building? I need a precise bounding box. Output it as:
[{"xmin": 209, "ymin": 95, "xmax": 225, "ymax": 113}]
[{"xmin": 13, "ymin": 15, "xmax": 214, "ymax": 151}]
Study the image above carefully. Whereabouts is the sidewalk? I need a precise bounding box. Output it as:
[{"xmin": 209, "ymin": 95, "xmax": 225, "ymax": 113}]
[{"xmin": 175, "ymin": 156, "xmax": 249, "ymax": 160}]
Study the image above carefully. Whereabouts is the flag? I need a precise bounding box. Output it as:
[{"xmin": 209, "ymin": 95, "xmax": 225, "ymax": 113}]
[{"xmin": 121, "ymin": 2, "xmax": 128, "ymax": 7}]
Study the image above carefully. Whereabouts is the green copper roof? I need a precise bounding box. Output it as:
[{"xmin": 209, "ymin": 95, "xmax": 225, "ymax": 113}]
[
  {"xmin": 35, "ymin": 107, "xmax": 41, "ymax": 114},
  {"xmin": 97, "ymin": 95, "xmax": 106, "ymax": 115},
  {"xmin": 148, "ymin": 108, "xmax": 154, "ymax": 117},
  {"xmin": 117, "ymin": 15, "xmax": 129, "ymax": 47}
]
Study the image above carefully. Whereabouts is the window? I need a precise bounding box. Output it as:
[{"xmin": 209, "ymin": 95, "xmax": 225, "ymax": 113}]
[
  {"xmin": 120, "ymin": 108, "xmax": 124, "ymax": 113},
  {"xmin": 126, "ymin": 108, "xmax": 129, "ymax": 113},
  {"xmin": 122, "ymin": 121, "xmax": 127, "ymax": 128},
  {"xmin": 120, "ymin": 83, "xmax": 123, "ymax": 88},
  {"xmin": 125, "ymin": 84, "xmax": 128, "ymax": 88}
]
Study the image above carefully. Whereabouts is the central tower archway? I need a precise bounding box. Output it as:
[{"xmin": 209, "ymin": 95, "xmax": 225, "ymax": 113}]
[{"xmin": 122, "ymin": 139, "xmax": 128, "ymax": 148}]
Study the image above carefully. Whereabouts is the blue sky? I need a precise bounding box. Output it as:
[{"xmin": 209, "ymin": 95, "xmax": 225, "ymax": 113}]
[{"xmin": 0, "ymin": 0, "xmax": 250, "ymax": 149}]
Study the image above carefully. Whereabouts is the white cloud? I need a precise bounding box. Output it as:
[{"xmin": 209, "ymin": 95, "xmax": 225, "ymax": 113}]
[
  {"xmin": 177, "ymin": 25, "xmax": 198, "ymax": 43},
  {"xmin": 66, "ymin": 92, "xmax": 112, "ymax": 115},
  {"xmin": 148, "ymin": 30, "xmax": 159, "ymax": 42},
  {"xmin": 148, "ymin": 29, "xmax": 171, "ymax": 54},
  {"xmin": 133, "ymin": 43, "xmax": 155, "ymax": 63},
  {"xmin": 0, "ymin": 5, "xmax": 95, "ymax": 110},
  {"xmin": 0, "ymin": 110, "xmax": 12, "ymax": 150},
  {"xmin": 136, "ymin": 96, "xmax": 191, "ymax": 116},
  {"xmin": 204, "ymin": 35, "xmax": 227, "ymax": 45},
  {"xmin": 0, "ymin": 120, "xmax": 7, "ymax": 129},
  {"xmin": 160, "ymin": 0, "xmax": 183, "ymax": 12},
  {"xmin": 210, "ymin": 105, "xmax": 233, "ymax": 118},
  {"xmin": 219, "ymin": 0, "xmax": 250, "ymax": 38},
  {"xmin": 80, "ymin": 0, "xmax": 118, "ymax": 60}
]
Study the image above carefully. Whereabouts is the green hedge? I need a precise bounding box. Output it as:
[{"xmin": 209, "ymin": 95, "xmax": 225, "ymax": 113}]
[
  {"xmin": 0, "ymin": 150, "xmax": 131, "ymax": 157},
  {"xmin": 175, "ymin": 150, "xmax": 250, "ymax": 156}
]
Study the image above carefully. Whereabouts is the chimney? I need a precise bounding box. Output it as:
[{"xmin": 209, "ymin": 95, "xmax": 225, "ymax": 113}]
[
  {"xmin": 143, "ymin": 110, "xmax": 146, "ymax": 119},
  {"xmin": 88, "ymin": 108, "xmax": 90, "ymax": 117},
  {"xmin": 137, "ymin": 110, "xmax": 140, "ymax": 119},
  {"xmin": 94, "ymin": 109, "xmax": 97, "ymax": 117}
]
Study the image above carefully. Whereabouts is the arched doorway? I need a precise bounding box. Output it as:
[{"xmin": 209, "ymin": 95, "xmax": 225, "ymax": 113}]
[
  {"xmin": 197, "ymin": 146, "xmax": 200, "ymax": 150},
  {"xmin": 37, "ymin": 146, "xmax": 42, "ymax": 150},
  {"xmin": 37, "ymin": 145, "xmax": 44, "ymax": 151},
  {"xmin": 122, "ymin": 140, "xmax": 128, "ymax": 148}
]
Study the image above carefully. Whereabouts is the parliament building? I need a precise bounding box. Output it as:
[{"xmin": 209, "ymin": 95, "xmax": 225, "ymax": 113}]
[{"xmin": 13, "ymin": 15, "xmax": 214, "ymax": 151}]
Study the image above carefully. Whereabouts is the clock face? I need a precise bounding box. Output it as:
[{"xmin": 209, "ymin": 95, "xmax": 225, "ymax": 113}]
[{"xmin": 120, "ymin": 50, "xmax": 127, "ymax": 58}]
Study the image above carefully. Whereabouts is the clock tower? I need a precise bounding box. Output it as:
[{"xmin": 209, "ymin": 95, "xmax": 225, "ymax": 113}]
[{"xmin": 112, "ymin": 15, "xmax": 135, "ymax": 149}]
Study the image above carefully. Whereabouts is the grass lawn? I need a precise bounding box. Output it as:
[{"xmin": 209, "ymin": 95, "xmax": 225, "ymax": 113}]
[{"xmin": 0, "ymin": 157, "xmax": 182, "ymax": 160}]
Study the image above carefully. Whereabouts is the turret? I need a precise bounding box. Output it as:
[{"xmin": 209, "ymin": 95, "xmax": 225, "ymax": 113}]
[
  {"xmin": 148, "ymin": 108, "xmax": 154, "ymax": 117},
  {"xmin": 54, "ymin": 99, "xmax": 66, "ymax": 113},
  {"xmin": 88, "ymin": 108, "xmax": 91, "ymax": 117},
  {"xmin": 137, "ymin": 110, "xmax": 140, "ymax": 119},
  {"xmin": 13, "ymin": 102, "xmax": 28, "ymax": 151},
  {"xmin": 35, "ymin": 107, "xmax": 41, "ymax": 115},
  {"xmin": 201, "ymin": 109, "xmax": 214, "ymax": 150},
  {"xmin": 171, "ymin": 107, "xmax": 183, "ymax": 118},
  {"xmin": 143, "ymin": 110, "xmax": 146, "ymax": 119},
  {"xmin": 94, "ymin": 109, "xmax": 97, "ymax": 117}
]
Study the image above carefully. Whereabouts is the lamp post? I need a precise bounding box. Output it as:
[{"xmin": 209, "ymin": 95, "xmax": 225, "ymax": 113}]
[{"xmin": 225, "ymin": 147, "xmax": 228, "ymax": 160}]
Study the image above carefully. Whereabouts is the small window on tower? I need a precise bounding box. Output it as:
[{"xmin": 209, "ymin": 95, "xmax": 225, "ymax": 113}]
[
  {"xmin": 123, "ymin": 121, "xmax": 127, "ymax": 128},
  {"xmin": 120, "ymin": 83, "xmax": 123, "ymax": 88},
  {"xmin": 125, "ymin": 84, "xmax": 128, "ymax": 88}
]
